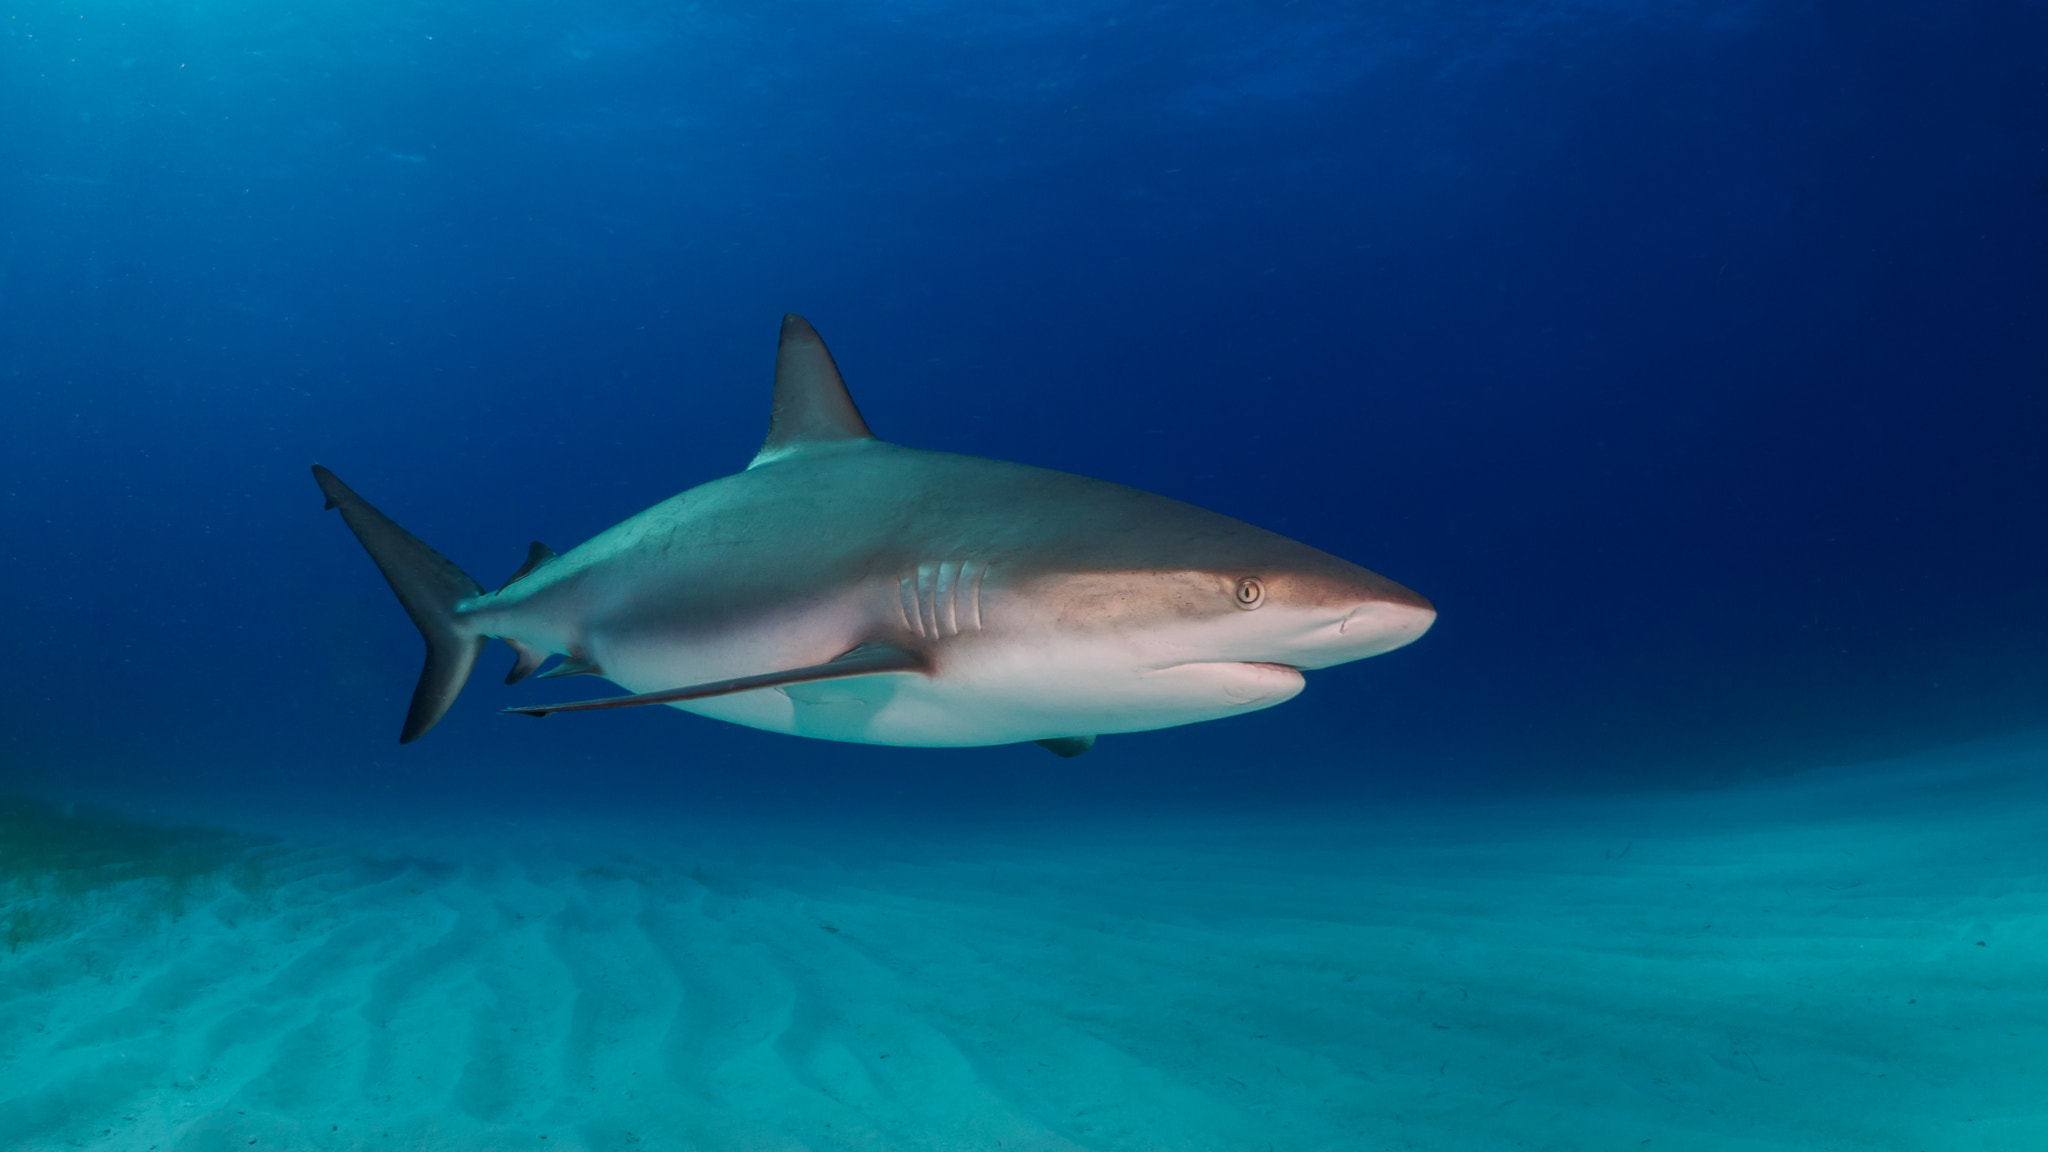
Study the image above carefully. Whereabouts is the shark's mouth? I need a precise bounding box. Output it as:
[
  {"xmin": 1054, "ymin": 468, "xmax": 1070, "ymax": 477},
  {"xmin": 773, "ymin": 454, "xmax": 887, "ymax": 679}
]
[
  {"xmin": 1218, "ymin": 662, "xmax": 1304, "ymax": 705},
  {"xmin": 1149, "ymin": 660, "xmax": 1299, "ymax": 674},
  {"xmin": 1146, "ymin": 660, "xmax": 1305, "ymax": 706}
]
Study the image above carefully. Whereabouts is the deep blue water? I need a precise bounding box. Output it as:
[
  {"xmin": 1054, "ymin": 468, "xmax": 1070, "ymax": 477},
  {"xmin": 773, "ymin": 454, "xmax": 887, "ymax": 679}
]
[{"xmin": 3, "ymin": 0, "xmax": 2046, "ymax": 820}]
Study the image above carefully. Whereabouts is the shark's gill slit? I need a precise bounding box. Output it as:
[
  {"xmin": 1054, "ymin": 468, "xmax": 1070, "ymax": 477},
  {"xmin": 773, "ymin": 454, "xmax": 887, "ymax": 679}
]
[
  {"xmin": 898, "ymin": 574, "xmax": 921, "ymax": 637},
  {"xmin": 965, "ymin": 560, "xmax": 986, "ymax": 631},
  {"xmin": 938, "ymin": 560, "xmax": 961, "ymax": 635},
  {"xmin": 917, "ymin": 562, "xmax": 940, "ymax": 639}
]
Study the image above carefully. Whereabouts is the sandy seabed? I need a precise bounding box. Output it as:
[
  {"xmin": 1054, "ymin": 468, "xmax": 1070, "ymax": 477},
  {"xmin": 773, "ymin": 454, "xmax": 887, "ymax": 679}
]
[{"xmin": 4, "ymin": 737, "xmax": 2046, "ymax": 1152}]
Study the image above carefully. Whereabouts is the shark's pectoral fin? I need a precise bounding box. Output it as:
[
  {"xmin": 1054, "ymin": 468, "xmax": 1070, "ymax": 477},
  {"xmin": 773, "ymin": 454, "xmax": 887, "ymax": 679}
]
[
  {"xmin": 502, "ymin": 643, "xmax": 925, "ymax": 718},
  {"xmin": 1034, "ymin": 735, "xmax": 1098, "ymax": 758}
]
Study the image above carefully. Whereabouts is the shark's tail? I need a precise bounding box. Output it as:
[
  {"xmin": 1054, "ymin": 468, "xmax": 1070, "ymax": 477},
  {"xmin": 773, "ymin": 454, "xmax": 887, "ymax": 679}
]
[{"xmin": 312, "ymin": 465, "xmax": 486, "ymax": 743}]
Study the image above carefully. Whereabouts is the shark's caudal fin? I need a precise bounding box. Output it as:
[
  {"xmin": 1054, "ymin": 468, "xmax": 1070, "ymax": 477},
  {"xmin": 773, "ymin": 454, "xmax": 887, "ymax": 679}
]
[{"xmin": 312, "ymin": 466, "xmax": 486, "ymax": 744}]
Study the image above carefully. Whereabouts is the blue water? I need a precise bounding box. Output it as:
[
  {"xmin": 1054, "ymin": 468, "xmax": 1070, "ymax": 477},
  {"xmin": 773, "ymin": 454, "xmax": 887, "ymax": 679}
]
[
  {"xmin": 4, "ymin": 1, "xmax": 2048, "ymax": 1146},
  {"xmin": 6, "ymin": 0, "xmax": 2048, "ymax": 815}
]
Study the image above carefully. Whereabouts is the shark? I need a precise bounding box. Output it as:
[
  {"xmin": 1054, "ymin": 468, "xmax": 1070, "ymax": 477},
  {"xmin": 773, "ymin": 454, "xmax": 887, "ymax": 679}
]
[{"xmin": 314, "ymin": 315, "xmax": 1435, "ymax": 756}]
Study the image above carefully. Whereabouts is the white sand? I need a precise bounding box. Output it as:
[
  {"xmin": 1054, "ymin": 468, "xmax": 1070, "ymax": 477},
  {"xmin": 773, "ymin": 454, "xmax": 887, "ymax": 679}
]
[{"xmin": 4, "ymin": 736, "xmax": 2047, "ymax": 1151}]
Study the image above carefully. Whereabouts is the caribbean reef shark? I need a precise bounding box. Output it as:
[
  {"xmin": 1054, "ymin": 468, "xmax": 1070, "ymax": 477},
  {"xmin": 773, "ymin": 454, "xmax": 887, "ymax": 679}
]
[{"xmin": 314, "ymin": 315, "xmax": 1434, "ymax": 756}]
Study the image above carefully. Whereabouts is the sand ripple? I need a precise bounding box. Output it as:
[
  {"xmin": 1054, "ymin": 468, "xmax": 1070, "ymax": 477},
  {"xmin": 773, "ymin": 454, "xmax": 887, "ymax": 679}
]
[{"xmin": 4, "ymin": 740, "xmax": 2048, "ymax": 1149}]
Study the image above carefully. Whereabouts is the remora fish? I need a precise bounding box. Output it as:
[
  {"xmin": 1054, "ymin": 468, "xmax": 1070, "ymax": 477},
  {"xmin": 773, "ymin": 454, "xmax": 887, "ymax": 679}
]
[{"xmin": 314, "ymin": 315, "xmax": 1434, "ymax": 756}]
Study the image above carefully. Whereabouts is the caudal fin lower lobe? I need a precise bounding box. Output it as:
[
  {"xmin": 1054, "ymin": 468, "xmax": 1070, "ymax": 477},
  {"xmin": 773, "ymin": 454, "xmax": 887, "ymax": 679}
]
[{"xmin": 312, "ymin": 465, "xmax": 486, "ymax": 743}]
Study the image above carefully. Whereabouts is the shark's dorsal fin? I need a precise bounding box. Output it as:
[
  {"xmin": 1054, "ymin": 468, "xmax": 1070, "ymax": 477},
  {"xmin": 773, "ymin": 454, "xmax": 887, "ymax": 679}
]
[{"xmin": 750, "ymin": 314, "xmax": 874, "ymax": 468}]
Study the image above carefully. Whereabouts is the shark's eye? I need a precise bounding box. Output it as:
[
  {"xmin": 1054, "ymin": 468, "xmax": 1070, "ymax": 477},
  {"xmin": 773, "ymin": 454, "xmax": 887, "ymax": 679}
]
[{"xmin": 1234, "ymin": 577, "xmax": 1266, "ymax": 610}]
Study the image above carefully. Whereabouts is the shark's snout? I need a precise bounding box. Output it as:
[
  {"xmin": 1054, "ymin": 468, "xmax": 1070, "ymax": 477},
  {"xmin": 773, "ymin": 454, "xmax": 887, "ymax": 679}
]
[
  {"xmin": 1337, "ymin": 595, "xmax": 1437, "ymax": 657},
  {"xmin": 1233, "ymin": 573, "xmax": 1435, "ymax": 672}
]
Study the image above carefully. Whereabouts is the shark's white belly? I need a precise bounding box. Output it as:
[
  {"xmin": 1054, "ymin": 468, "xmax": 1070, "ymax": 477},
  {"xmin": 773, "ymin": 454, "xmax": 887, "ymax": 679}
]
[
  {"xmin": 598, "ymin": 626, "xmax": 1304, "ymax": 747},
  {"xmin": 691, "ymin": 660, "xmax": 1301, "ymax": 746}
]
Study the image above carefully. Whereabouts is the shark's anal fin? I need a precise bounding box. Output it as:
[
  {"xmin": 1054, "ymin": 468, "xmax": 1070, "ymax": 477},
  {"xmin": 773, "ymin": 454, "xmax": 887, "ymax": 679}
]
[
  {"xmin": 749, "ymin": 314, "xmax": 875, "ymax": 468},
  {"xmin": 537, "ymin": 654, "xmax": 603, "ymax": 679},
  {"xmin": 504, "ymin": 643, "xmax": 924, "ymax": 718},
  {"xmin": 502, "ymin": 638, "xmax": 549, "ymax": 685},
  {"xmin": 498, "ymin": 541, "xmax": 557, "ymax": 591},
  {"xmin": 1034, "ymin": 735, "xmax": 1097, "ymax": 758}
]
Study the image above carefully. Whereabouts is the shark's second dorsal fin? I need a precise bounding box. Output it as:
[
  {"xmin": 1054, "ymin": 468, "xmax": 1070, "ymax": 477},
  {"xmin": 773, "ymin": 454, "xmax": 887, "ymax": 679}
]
[
  {"xmin": 750, "ymin": 314, "xmax": 874, "ymax": 468},
  {"xmin": 498, "ymin": 541, "xmax": 557, "ymax": 591}
]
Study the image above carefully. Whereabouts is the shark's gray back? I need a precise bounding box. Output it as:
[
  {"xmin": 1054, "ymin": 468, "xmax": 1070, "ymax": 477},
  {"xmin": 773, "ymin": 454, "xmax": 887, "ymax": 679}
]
[{"xmin": 506, "ymin": 439, "xmax": 1383, "ymax": 635}]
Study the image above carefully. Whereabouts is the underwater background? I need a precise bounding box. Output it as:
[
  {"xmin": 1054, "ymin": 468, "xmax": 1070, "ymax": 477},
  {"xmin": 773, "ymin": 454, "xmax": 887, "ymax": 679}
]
[{"xmin": 4, "ymin": 0, "xmax": 2048, "ymax": 1148}]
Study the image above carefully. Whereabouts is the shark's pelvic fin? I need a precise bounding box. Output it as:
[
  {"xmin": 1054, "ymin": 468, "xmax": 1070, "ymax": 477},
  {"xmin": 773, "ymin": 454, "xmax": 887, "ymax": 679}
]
[
  {"xmin": 504, "ymin": 642, "xmax": 924, "ymax": 718},
  {"xmin": 502, "ymin": 638, "xmax": 549, "ymax": 685},
  {"xmin": 749, "ymin": 314, "xmax": 875, "ymax": 468},
  {"xmin": 312, "ymin": 465, "xmax": 486, "ymax": 744},
  {"xmin": 537, "ymin": 653, "xmax": 603, "ymax": 679},
  {"xmin": 1034, "ymin": 735, "xmax": 1097, "ymax": 758},
  {"xmin": 499, "ymin": 541, "xmax": 557, "ymax": 591}
]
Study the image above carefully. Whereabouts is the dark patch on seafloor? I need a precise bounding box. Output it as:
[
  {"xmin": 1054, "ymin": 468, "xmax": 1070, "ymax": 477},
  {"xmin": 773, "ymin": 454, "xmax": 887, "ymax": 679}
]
[{"xmin": 0, "ymin": 796, "xmax": 272, "ymax": 952}]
